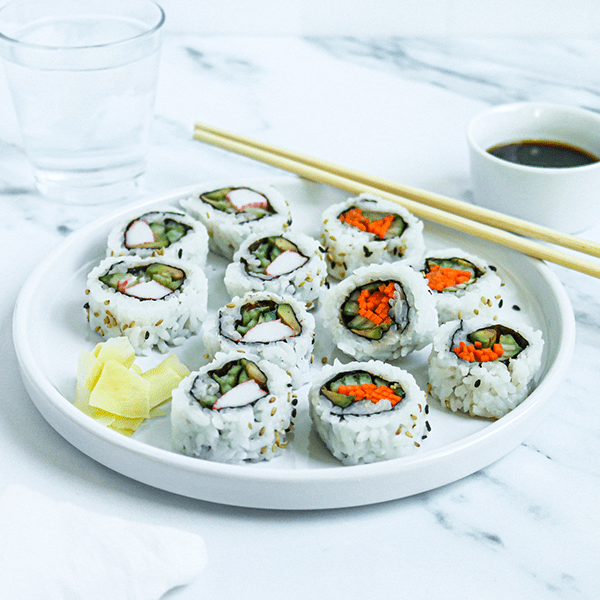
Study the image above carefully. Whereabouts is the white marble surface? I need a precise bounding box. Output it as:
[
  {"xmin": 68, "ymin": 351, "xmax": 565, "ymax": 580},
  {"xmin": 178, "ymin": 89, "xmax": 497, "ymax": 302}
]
[{"xmin": 1, "ymin": 35, "xmax": 600, "ymax": 599}]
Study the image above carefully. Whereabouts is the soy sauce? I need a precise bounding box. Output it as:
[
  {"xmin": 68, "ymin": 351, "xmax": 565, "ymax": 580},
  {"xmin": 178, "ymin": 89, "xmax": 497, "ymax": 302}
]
[{"xmin": 487, "ymin": 139, "xmax": 599, "ymax": 168}]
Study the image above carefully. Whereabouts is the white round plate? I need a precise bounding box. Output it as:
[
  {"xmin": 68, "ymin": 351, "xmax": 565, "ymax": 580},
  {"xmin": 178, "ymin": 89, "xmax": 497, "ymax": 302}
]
[{"xmin": 13, "ymin": 177, "xmax": 575, "ymax": 510}]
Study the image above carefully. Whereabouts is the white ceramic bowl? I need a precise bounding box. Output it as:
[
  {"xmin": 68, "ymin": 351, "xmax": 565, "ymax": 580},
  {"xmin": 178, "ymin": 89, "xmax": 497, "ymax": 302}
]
[{"xmin": 467, "ymin": 102, "xmax": 600, "ymax": 233}]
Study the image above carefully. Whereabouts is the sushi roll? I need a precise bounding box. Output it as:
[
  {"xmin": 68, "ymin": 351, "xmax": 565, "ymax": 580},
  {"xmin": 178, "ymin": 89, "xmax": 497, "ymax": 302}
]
[
  {"xmin": 419, "ymin": 248, "xmax": 503, "ymax": 323},
  {"xmin": 320, "ymin": 193, "xmax": 426, "ymax": 280},
  {"xmin": 180, "ymin": 180, "xmax": 292, "ymax": 259},
  {"xmin": 106, "ymin": 209, "xmax": 209, "ymax": 266},
  {"xmin": 309, "ymin": 359, "xmax": 429, "ymax": 465},
  {"xmin": 85, "ymin": 255, "xmax": 208, "ymax": 355},
  {"xmin": 224, "ymin": 228, "xmax": 327, "ymax": 309},
  {"xmin": 171, "ymin": 352, "xmax": 294, "ymax": 463},
  {"xmin": 203, "ymin": 291, "xmax": 315, "ymax": 389},
  {"xmin": 428, "ymin": 316, "xmax": 544, "ymax": 419},
  {"xmin": 321, "ymin": 263, "xmax": 438, "ymax": 360}
]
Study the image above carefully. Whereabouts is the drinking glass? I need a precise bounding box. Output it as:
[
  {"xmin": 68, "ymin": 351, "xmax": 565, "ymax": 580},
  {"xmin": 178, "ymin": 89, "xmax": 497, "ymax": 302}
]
[{"xmin": 0, "ymin": 0, "xmax": 165, "ymax": 204}]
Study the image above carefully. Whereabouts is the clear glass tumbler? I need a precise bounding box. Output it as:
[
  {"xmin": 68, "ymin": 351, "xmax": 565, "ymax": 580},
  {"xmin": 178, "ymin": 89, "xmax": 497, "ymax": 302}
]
[{"xmin": 0, "ymin": 0, "xmax": 165, "ymax": 204}]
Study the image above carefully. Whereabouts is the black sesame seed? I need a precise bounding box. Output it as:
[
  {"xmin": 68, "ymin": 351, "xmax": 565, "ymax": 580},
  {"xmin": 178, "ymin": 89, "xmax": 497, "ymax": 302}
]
[
  {"xmin": 512, "ymin": 304, "xmax": 521, "ymax": 311},
  {"xmin": 474, "ymin": 379, "xmax": 481, "ymax": 388},
  {"xmin": 425, "ymin": 404, "xmax": 430, "ymax": 414},
  {"xmin": 145, "ymin": 331, "xmax": 150, "ymax": 340},
  {"xmin": 489, "ymin": 265, "xmax": 497, "ymax": 271},
  {"xmin": 426, "ymin": 421, "xmax": 431, "ymax": 431},
  {"xmin": 178, "ymin": 248, "xmax": 183, "ymax": 259},
  {"xmin": 499, "ymin": 299, "xmax": 504, "ymax": 308},
  {"xmin": 363, "ymin": 246, "xmax": 373, "ymax": 257}
]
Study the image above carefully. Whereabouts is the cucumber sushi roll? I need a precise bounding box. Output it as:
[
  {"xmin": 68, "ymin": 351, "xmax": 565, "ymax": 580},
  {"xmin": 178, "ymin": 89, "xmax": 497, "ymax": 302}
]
[
  {"xmin": 419, "ymin": 248, "xmax": 503, "ymax": 323},
  {"xmin": 85, "ymin": 255, "xmax": 208, "ymax": 355},
  {"xmin": 203, "ymin": 291, "xmax": 315, "ymax": 388},
  {"xmin": 320, "ymin": 193, "xmax": 425, "ymax": 280},
  {"xmin": 428, "ymin": 316, "xmax": 544, "ymax": 419},
  {"xmin": 321, "ymin": 263, "xmax": 437, "ymax": 360},
  {"xmin": 106, "ymin": 209, "xmax": 209, "ymax": 266},
  {"xmin": 171, "ymin": 352, "xmax": 294, "ymax": 463},
  {"xmin": 180, "ymin": 180, "xmax": 292, "ymax": 259},
  {"xmin": 224, "ymin": 229, "xmax": 327, "ymax": 309},
  {"xmin": 309, "ymin": 360, "xmax": 429, "ymax": 465}
]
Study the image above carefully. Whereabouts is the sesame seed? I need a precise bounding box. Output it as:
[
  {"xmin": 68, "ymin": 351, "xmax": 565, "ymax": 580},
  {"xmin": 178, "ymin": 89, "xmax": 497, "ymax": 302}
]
[
  {"xmin": 322, "ymin": 357, "xmax": 328, "ymax": 364},
  {"xmin": 405, "ymin": 431, "xmax": 413, "ymax": 438},
  {"xmin": 269, "ymin": 396, "xmax": 276, "ymax": 403},
  {"xmin": 155, "ymin": 319, "xmax": 163, "ymax": 326},
  {"xmin": 271, "ymin": 407, "xmax": 277, "ymax": 416},
  {"xmin": 395, "ymin": 427, "xmax": 402, "ymax": 435},
  {"xmin": 259, "ymin": 427, "xmax": 265, "ymax": 436},
  {"xmin": 85, "ymin": 289, "xmax": 90, "ymax": 295},
  {"xmin": 260, "ymin": 446, "xmax": 267, "ymax": 454},
  {"xmin": 104, "ymin": 300, "xmax": 110, "ymax": 305}
]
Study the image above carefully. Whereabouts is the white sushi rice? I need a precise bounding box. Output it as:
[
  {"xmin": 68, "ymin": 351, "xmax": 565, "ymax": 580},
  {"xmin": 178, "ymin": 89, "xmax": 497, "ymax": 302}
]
[
  {"xmin": 203, "ymin": 291, "xmax": 315, "ymax": 389},
  {"xmin": 427, "ymin": 316, "xmax": 544, "ymax": 419},
  {"xmin": 320, "ymin": 193, "xmax": 426, "ymax": 280},
  {"xmin": 105, "ymin": 209, "xmax": 209, "ymax": 267},
  {"xmin": 224, "ymin": 227, "xmax": 327, "ymax": 308},
  {"xmin": 321, "ymin": 262, "xmax": 438, "ymax": 360},
  {"xmin": 309, "ymin": 359, "xmax": 429, "ymax": 465},
  {"xmin": 85, "ymin": 255, "xmax": 208, "ymax": 355},
  {"xmin": 180, "ymin": 180, "xmax": 292, "ymax": 259},
  {"xmin": 418, "ymin": 247, "xmax": 504, "ymax": 323},
  {"xmin": 171, "ymin": 351, "xmax": 294, "ymax": 463}
]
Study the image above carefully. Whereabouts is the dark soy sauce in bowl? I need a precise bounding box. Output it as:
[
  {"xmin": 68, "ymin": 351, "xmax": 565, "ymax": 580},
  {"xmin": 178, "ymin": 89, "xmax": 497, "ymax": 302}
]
[{"xmin": 487, "ymin": 139, "xmax": 600, "ymax": 168}]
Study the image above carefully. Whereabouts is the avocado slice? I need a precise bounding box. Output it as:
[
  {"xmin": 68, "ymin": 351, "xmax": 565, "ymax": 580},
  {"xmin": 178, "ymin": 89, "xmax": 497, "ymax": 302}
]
[
  {"xmin": 276, "ymin": 303, "xmax": 302, "ymax": 335},
  {"xmin": 321, "ymin": 387, "xmax": 354, "ymax": 408}
]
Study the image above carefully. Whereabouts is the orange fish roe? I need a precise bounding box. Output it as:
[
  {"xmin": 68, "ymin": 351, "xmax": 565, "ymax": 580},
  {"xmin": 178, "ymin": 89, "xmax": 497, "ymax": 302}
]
[
  {"xmin": 357, "ymin": 282, "xmax": 396, "ymax": 325},
  {"xmin": 453, "ymin": 341, "xmax": 504, "ymax": 362},
  {"xmin": 426, "ymin": 263, "xmax": 472, "ymax": 291},
  {"xmin": 337, "ymin": 383, "xmax": 403, "ymax": 406},
  {"xmin": 339, "ymin": 208, "xmax": 394, "ymax": 239}
]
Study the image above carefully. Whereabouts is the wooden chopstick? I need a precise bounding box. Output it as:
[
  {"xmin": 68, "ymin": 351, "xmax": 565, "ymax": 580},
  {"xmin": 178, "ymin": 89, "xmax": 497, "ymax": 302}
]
[
  {"xmin": 196, "ymin": 122, "xmax": 600, "ymax": 259},
  {"xmin": 193, "ymin": 124, "xmax": 600, "ymax": 278}
]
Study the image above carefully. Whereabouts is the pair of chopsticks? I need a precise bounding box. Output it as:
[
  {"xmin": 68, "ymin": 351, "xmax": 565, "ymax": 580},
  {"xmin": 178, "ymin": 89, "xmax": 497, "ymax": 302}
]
[{"xmin": 193, "ymin": 123, "xmax": 600, "ymax": 279}]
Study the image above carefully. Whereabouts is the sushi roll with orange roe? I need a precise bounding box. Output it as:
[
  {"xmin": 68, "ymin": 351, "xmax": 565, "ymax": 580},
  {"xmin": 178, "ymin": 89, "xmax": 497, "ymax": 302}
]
[
  {"xmin": 321, "ymin": 263, "xmax": 437, "ymax": 360},
  {"xmin": 320, "ymin": 193, "xmax": 425, "ymax": 280},
  {"xmin": 428, "ymin": 316, "xmax": 544, "ymax": 419},
  {"xmin": 309, "ymin": 359, "xmax": 429, "ymax": 465},
  {"xmin": 418, "ymin": 248, "xmax": 503, "ymax": 323}
]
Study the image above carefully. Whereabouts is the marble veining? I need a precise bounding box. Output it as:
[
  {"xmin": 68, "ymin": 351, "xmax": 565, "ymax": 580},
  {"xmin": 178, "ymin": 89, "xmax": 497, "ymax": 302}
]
[{"xmin": 1, "ymin": 35, "xmax": 599, "ymax": 599}]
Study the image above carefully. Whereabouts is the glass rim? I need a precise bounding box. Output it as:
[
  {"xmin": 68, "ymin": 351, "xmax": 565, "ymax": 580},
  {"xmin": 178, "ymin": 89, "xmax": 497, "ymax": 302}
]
[{"xmin": 0, "ymin": 0, "xmax": 165, "ymax": 51}]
